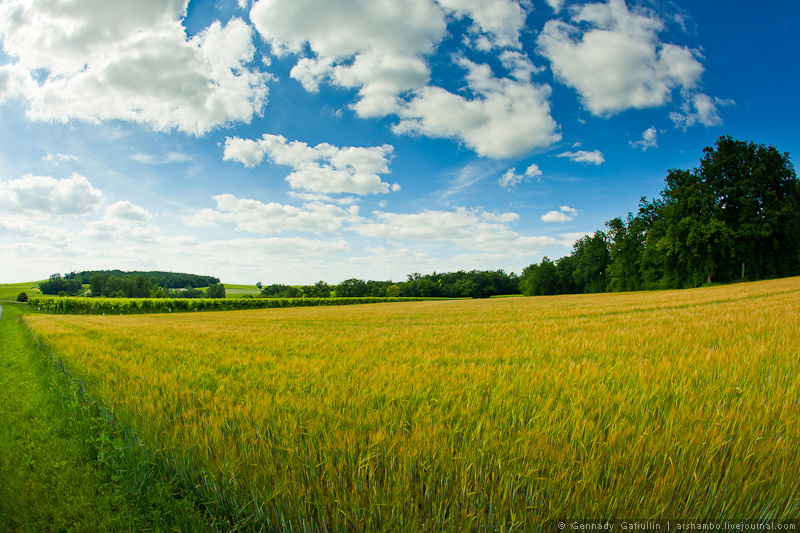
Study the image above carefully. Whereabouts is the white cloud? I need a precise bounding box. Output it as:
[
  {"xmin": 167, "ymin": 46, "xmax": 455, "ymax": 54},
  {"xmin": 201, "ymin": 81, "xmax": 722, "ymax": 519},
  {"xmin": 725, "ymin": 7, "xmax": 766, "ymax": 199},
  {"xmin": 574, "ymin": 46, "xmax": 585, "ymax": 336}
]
[
  {"xmin": 194, "ymin": 236, "xmax": 349, "ymax": 258},
  {"xmin": 499, "ymin": 164, "xmax": 542, "ymax": 188},
  {"xmin": 333, "ymin": 53, "xmax": 431, "ymax": 117},
  {"xmin": 630, "ymin": 126, "xmax": 658, "ymax": 151},
  {"xmin": 248, "ymin": 0, "xmax": 558, "ymax": 157},
  {"xmin": 395, "ymin": 58, "xmax": 561, "ymax": 158},
  {"xmin": 0, "ymin": 1, "xmax": 269, "ymax": 135},
  {"xmin": 0, "ymin": 215, "xmax": 71, "ymax": 243},
  {"xmin": 223, "ymin": 134, "xmax": 398, "ymax": 195},
  {"xmin": 250, "ymin": 0, "xmax": 538, "ymax": 125},
  {"xmin": 0, "ymin": 173, "xmax": 103, "ymax": 216},
  {"xmin": 250, "ymin": 0, "xmax": 446, "ymax": 117},
  {"xmin": 43, "ymin": 153, "xmax": 78, "ymax": 163},
  {"xmin": 105, "ymin": 201, "xmax": 152, "ymax": 223},
  {"xmin": 556, "ymin": 149, "xmax": 605, "ymax": 165},
  {"xmin": 82, "ymin": 201, "xmax": 161, "ymax": 244},
  {"xmin": 545, "ymin": 0, "xmax": 564, "ymax": 12},
  {"xmin": 350, "ymin": 206, "xmax": 557, "ymax": 254},
  {"xmin": 670, "ymin": 94, "xmax": 733, "ymax": 130},
  {"xmin": 0, "ymin": 63, "xmax": 37, "ymax": 104},
  {"xmin": 437, "ymin": 0, "xmax": 528, "ymax": 50},
  {"xmin": 499, "ymin": 50, "xmax": 546, "ymax": 81},
  {"xmin": 541, "ymin": 205, "xmax": 577, "ymax": 223},
  {"xmin": 186, "ymin": 193, "xmax": 357, "ymax": 234},
  {"xmin": 557, "ymin": 231, "xmax": 592, "ymax": 246},
  {"xmin": 537, "ymin": 0, "xmax": 709, "ymax": 118}
]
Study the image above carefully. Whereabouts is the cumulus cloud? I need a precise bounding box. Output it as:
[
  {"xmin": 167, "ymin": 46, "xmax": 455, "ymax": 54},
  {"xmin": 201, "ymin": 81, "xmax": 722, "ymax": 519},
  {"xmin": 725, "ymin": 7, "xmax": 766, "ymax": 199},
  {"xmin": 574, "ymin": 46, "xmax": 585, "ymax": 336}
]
[
  {"xmin": 105, "ymin": 201, "xmax": 152, "ymax": 222},
  {"xmin": 541, "ymin": 205, "xmax": 577, "ymax": 223},
  {"xmin": 0, "ymin": 216, "xmax": 71, "ymax": 243},
  {"xmin": 223, "ymin": 134, "xmax": 398, "ymax": 194},
  {"xmin": 394, "ymin": 58, "xmax": 561, "ymax": 158},
  {"xmin": 82, "ymin": 201, "xmax": 160, "ymax": 243},
  {"xmin": 437, "ymin": 0, "xmax": 528, "ymax": 50},
  {"xmin": 630, "ymin": 126, "xmax": 658, "ymax": 151},
  {"xmin": 249, "ymin": 0, "xmax": 527, "ymax": 113},
  {"xmin": 499, "ymin": 164, "xmax": 542, "ymax": 188},
  {"xmin": 250, "ymin": 0, "xmax": 445, "ymax": 117},
  {"xmin": 537, "ymin": 0, "xmax": 712, "ymax": 119},
  {"xmin": 556, "ymin": 149, "xmax": 605, "ymax": 165},
  {"xmin": 0, "ymin": 173, "xmax": 103, "ymax": 216},
  {"xmin": 350, "ymin": 206, "xmax": 557, "ymax": 254},
  {"xmin": 186, "ymin": 193, "xmax": 358, "ymax": 234},
  {"xmin": 0, "ymin": 1, "xmax": 269, "ymax": 135},
  {"xmin": 0, "ymin": 63, "xmax": 37, "ymax": 104}
]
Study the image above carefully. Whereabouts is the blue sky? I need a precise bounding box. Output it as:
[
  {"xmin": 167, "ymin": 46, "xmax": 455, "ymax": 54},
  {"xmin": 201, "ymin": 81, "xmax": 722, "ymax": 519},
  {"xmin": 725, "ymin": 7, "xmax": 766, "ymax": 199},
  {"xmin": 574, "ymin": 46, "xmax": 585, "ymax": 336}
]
[{"xmin": 1, "ymin": 0, "xmax": 798, "ymax": 285}]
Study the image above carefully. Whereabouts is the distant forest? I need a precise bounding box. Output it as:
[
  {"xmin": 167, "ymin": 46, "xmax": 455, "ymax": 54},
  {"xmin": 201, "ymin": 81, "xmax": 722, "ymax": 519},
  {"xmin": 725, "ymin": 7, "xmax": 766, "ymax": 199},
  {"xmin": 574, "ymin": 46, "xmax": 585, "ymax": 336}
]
[
  {"xmin": 36, "ymin": 137, "xmax": 799, "ymax": 301},
  {"xmin": 39, "ymin": 270, "xmax": 223, "ymax": 298}
]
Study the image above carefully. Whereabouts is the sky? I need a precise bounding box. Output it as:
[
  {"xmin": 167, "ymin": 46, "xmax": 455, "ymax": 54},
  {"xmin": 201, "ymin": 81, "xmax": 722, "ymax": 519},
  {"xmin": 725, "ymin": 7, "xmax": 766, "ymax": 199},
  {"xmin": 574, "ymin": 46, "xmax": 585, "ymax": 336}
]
[{"xmin": 1, "ymin": 0, "xmax": 798, "ymax": 285}]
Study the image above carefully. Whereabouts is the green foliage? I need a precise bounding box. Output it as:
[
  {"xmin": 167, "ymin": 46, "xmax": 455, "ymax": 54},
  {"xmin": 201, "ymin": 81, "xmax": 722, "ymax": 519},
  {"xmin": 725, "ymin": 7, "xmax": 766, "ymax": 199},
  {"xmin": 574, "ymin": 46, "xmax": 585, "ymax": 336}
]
[
  {"xmin": 523, "ymin": 136, "xmax": 800, "ymax": 296},
  {"xmin": 16, "ymin": 292, "xmax": 28, "ymax": 302},
  {"xmin": 77, "ymin": 269, "xmax": 219, "ymax": 289},
  {"xmin": 39, "ymin": 273, "xmax": 83, "ymax": 296},
  {"xmin": 570, "ymin": 231, "xmax": 611, "ymax": 293},
  {"xmin": 266, "ymin": 270, "xmax": 520, "ymax": 300},
  {"xmin": 335, "ymin": 278, "xmax": 368, "ymax": 297},
  {"xmin": 310, "ymin": 280, "xmax": 332, "ymax": 298},
  {"xmin": 519, "ymin": 257, "xmax": 558, "ymax": 296},
  {"xmin": 206, "ymin": 283, "xmax": 226, "ymax": 299},
  {"xmin": 26, "ymin": 296, "xmax": 439, "ymax": 315},
  {"xmin": 400, "ymin": 270, "xmax": 518, "ymax": 298}
]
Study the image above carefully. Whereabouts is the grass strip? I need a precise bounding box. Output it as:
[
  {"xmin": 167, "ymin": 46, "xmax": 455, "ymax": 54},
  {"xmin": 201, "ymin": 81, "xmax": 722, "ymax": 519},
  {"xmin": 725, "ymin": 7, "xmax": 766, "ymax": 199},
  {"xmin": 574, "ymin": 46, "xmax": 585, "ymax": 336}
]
[{"xmin": 0, "ymin": 303, "xmax": 219, "ymax": 532}]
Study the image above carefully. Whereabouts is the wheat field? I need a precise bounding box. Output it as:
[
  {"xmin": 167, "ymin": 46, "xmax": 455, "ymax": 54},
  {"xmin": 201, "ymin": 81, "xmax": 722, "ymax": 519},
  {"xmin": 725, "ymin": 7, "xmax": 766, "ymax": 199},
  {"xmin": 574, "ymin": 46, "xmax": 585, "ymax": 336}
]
[{"xmin": 24, "ymin": 278, "xmax": 800, "ymax": 530}]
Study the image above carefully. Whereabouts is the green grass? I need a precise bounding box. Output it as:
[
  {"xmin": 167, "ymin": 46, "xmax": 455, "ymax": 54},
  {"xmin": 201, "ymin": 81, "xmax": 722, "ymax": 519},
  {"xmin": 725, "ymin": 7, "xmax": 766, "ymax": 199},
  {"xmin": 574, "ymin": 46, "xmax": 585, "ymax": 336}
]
[
  {"xmin": 0, "ymin": 303, "xmax": 217, "ymax": 532},
  {"xmin": 0, "ymin": 303, "xmax": 143, "ymax": 531},
  {"xmin": 223, "ymin": 284, "xmax": 260, "ymax": 290},
  {"xmin": 224, "ymin": 286, "xmax": 262, "ymax": 298},
  {"xmin": 0, "ymin": 282, "xmax": 41, "ymax": 302}
]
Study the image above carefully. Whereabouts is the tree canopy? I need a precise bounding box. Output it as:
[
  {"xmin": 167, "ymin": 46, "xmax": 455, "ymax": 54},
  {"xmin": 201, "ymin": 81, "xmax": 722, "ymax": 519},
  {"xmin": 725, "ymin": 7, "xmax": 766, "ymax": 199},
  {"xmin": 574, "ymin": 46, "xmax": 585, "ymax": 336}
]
[{"xmin": 522, "ymin": 136, "xmax": 799, "ymax": 295}]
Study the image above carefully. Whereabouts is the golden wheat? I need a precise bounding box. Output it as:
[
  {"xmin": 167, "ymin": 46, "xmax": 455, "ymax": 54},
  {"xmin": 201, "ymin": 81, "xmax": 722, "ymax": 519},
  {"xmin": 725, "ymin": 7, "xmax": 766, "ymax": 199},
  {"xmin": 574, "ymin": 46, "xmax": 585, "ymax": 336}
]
[{"xmin": 25, "ymin": 278, "xmax": 800, "ymax": 530}]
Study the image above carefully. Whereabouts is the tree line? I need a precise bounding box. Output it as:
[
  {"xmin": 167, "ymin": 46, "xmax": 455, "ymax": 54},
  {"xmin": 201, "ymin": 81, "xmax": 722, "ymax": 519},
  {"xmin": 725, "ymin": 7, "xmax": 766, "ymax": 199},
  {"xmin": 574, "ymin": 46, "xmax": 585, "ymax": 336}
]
[
  {"xmin": 258, "ymin": 270, "xmax": 520, "ymax": 299},
  {"xmin": 69, "ymin": 270, "xmax": 220, "ymax": 289},
  {"xmin": 40, "ymin": 272, "xmax": 225, "ymax": 299},
  {"xmin": 520, "ymin": 136, "xmax": 800, "ymax": 296}
]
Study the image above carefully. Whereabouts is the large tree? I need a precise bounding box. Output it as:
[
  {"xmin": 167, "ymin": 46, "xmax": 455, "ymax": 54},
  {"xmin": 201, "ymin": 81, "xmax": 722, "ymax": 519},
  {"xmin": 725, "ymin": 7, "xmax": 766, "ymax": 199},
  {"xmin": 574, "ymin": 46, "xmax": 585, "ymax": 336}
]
[{"xmin": 696, "ymin": 136, "xmax": 800, "ymax": 281}]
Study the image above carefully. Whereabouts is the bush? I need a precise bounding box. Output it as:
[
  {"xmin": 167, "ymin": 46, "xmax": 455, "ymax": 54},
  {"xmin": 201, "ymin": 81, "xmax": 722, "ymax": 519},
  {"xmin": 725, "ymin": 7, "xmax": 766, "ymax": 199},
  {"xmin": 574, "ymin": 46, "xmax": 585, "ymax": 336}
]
[{"xmin": 17, "ymin": 292, "xmax": 28, "ymax": 303}]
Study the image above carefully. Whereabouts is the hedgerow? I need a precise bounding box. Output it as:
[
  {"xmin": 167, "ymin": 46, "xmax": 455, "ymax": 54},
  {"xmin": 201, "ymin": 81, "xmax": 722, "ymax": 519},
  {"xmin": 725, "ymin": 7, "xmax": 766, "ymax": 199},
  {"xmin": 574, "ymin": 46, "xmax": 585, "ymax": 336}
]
[{"xmin": 26, "ymin": 296, "xmax": 438, "ymax": 315}]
